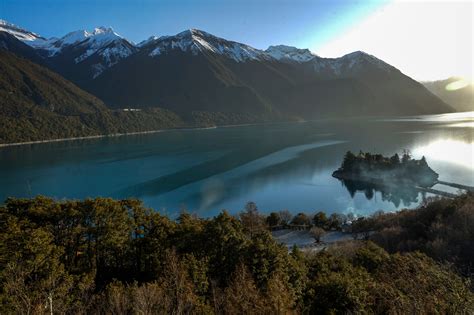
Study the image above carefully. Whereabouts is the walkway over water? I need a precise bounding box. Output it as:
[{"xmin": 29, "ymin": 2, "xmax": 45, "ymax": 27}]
[
  {"xmin": 415, "ymin": 186, "xmax": 457, "ymax": 198},
  {"xmin": 437, "ymin": 181, "xmax": 474, "ymax": 192}
]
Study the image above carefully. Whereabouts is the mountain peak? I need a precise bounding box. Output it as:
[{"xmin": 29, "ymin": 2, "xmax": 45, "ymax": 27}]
[
  {"xmin": 92, "ymin": 26, "xmax": 115, "ymax": 35},
  {"xmin": 0, "ymin": 19, "xmax": 47, "ymax": 46},
  {"xmin": 341, "ymin": 50, "xmax": 372, "ymax": 59},
  {"xmin": 0, "ymin": 19, "xmax": 12, "ymax": 26},
  {"xmin": 339, "ymin": 50, "xmax": 393, "ymax": 70},
  {"xmin": 58, "ymin": 30, "xmax": 91, "ymax": 46},
  {"xmin": 148, "ymin": 28, "xmax": 267, "ymax": 62},
  {"xmin": 57, "ymin": 26, "xmax": 122, "ymax": 47},
  {"xmin": 266, "ymin": 45, "xmax": 316, "ymax": 62},
  {"xmin": 177, "ymin": 28, "xmax": 206, "ymax": 35},
  {"xmin": 137, "ymin": 35, "xmax": 159, "ymax": 47}
]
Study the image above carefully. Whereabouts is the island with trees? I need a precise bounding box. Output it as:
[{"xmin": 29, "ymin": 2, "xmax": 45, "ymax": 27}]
[{"xmin": 333, "ymin": 150, "xmax": 439, "ymax": 188}]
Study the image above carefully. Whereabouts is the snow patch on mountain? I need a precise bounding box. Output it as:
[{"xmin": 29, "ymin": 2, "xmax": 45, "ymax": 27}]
[
  {"xmin": 58, "ymin": 27, "xmax": 136, "ymax": 74},
  {"xmin": 55, "ymin": 30, "xmax": 91, "ymax": 47},
  {"xmin": 137, "ymin": 36, "xmax": 159, "ymax": 47},
  {"xmin": 265, "ymin": 45, "xmax": 316, "ymax": 62},
  {"xmin": 149, "ymin": 29, "xmax": 269, "ymax": 62},
  {"xmin": 0, "ymin": 19, "xmax": 54, "ymax": 49},
  {"xmin": 89, "ymin": 42, "xmax": 136, "ymax": 78}
]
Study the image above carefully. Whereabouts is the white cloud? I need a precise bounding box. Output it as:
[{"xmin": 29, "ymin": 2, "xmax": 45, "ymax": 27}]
[{"xmin": 315, "ymin": 0, "xmax": 473, "ymax": 81}]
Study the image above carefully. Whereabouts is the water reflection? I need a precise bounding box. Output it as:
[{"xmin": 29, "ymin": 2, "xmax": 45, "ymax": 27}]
[{"xmin": 337, "ymin": 179, "xmax": 422, "ymax": 208}]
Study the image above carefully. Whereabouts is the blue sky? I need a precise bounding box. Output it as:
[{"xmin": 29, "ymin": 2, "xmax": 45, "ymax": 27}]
[{"xmin": 1, "ymin": 0, "xmax": 385, "ymax": 49}]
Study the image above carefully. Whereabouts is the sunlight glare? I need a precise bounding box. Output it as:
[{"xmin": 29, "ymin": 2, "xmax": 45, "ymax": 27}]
[
  {"xmin": 446, "ymin": 79, "xmax": 470, "ymax": 91},
  {"xmin": 414, "ymin": 139, "xmax": 474, "ymax": 169},
  {"xmin": 316, "ymin": 1, "xmax": 473, "ymax": 81}
]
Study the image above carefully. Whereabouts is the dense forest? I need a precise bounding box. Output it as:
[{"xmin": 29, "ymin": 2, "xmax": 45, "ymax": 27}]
[{"xmin": 0, "ymin": 195, "xmax": 473, "ymax": 314}]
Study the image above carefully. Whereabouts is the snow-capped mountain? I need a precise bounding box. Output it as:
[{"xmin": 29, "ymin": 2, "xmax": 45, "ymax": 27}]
[
  {"xmin": 0, "ymin": 19, "xmax": 56, "ymax": 49},
  {"xmin": 46, "ymin": 26, "xmax": 137, "ymax": 78},
  {"xmin": 265, "ymin": 45, "xmax": 316, "ymax": 62},
  {"xmin": 137, "ymin": 36, "xmax": 159, "ymax": 47},
  {"xmin": 145, "ymin": 29, "xmax": 270, "ymax": 62},
  {"xmin": 43, "ymin": 26, "xmax": 138, "ymax": 79},
  {"xmin": 54, "ymin": 27, "xmax": 133, "ymax": 56},
  {"xmin": 0, "ymin": 19, "xmax": 395, "ymax": 79},
  {"xmin": 0, "ymin": 20, "xmax": 136, "ymax": 78}
]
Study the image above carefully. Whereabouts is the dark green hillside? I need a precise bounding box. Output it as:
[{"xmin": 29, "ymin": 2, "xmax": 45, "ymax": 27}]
[
  {"xmin": 0, "ymin": 49, "xmax": 108, "ymax": 115},
  {"xmin": 0, "ymin": 31, "xmax": 46, "ymax": 66},
  {"xmin": 0, "ymin": 50, "xmax": 184, "ymax": 144}
]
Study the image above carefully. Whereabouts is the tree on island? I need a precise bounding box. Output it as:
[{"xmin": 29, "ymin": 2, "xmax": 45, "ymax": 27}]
[
  {"xmin": 402, "ymin": 149, "xmax": 411, "ymax": 163},
  {"xmin": 342, "ymin": 151, "xmax": 357, "ymax": 169},
  {"xmin": 390, "ymin": 153, "xmax": 400, "ymax": 165}
]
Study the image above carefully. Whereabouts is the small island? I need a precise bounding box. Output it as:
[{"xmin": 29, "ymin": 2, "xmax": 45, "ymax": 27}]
[{"xmin": 332, "ymin": 151, "xmax": 439, "ymax": 188}]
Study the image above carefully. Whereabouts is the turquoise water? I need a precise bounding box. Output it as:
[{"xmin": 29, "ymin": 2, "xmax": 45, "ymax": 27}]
[{"xmin": 1, "ymin": 114, "xmax": 473, "ymax": 217}]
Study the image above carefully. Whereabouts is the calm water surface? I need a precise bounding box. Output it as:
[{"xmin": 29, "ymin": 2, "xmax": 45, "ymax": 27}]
[{"xmin": 1, "ymin": 113, "xmax": 473, "ymax": 217}]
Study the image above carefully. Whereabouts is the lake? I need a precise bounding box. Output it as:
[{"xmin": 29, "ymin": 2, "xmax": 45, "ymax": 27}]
[{"xmin": 1, "ymin": 112, "xmax": 473, "ymax": 218}]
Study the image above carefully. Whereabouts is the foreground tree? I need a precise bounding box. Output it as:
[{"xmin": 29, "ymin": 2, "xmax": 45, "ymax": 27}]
[
  {"xmin": 310, "ymin": 227, "xmax": 326, "ymax": 243},
  {"xmin": 239, "ymin": 202, "xmax": 267, "ymax": 237},
  {"xmin": 312, "ymin": 211, "xmax": 328, "ymax": 228}
]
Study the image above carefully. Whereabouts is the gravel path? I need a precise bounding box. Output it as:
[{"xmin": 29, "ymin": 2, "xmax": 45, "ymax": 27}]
[{"xmin": 272, "ymin": 229, "xmax": 353, "ymax": 251}]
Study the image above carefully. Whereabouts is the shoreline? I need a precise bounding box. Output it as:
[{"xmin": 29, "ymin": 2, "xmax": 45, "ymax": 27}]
[
  {"xmin": 0, "ymin": 119, "xmax": 300, "ymax": 149},
  {"xmin": 1, "ymin": 111, "xmax": 466, "ymax": 148},
  {"xmin": 0, "ymin": 126, "xmax": 221, "ymax": 149}
]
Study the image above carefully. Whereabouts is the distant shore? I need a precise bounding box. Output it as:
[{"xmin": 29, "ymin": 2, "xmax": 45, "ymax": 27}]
[
  {"xmin": 0, "ymin": 120, "xmax": 298, "ymax": 148},
  {"xmin": 2, "ymin": 111, "xmax": 469, "ymax": 148},
  {"xmin": 0, "ymin": 126, "xmax": 219, "ymax": 148}
]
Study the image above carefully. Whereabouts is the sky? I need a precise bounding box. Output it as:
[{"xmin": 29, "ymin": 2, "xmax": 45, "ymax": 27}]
[{"xmin": 1, "ymin": 0, "xmax": 472, "ymax": 81}]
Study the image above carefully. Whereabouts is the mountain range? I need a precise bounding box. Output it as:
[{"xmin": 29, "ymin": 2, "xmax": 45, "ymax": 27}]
[{"xmin": 0, "ymin": 19, "xmax": 454, "ymax": 144}]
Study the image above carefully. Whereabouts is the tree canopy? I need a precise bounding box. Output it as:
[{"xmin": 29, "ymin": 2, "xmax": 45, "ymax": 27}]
[{"xmin": 0, "ymin": 196, "xmax": 472, "ymax": 314}]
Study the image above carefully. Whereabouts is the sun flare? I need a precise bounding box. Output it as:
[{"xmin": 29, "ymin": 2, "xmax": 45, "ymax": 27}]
[{"xmin": 414, "ymin": 139, "xmax": 474, "ymax": 169}]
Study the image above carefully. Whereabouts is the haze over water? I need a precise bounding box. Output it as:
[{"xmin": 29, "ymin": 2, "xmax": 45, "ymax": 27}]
[{"xmin": 1, "ymin": 113, "xmax": 473, "ymax": 218}]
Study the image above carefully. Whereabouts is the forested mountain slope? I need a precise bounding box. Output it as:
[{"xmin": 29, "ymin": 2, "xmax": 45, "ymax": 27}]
[{"xmin": 0, "ymin": 49, "xmax": 183, "ymax": 144}]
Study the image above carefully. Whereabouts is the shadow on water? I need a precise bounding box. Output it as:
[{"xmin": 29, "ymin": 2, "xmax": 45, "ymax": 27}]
[
  {"xmin": 176, "ymin": 141, "xmax": 346, "ymax": 211},
  {"xmin": 117, "ymin": 139, "xmax": 343, "ymax": 199}
]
